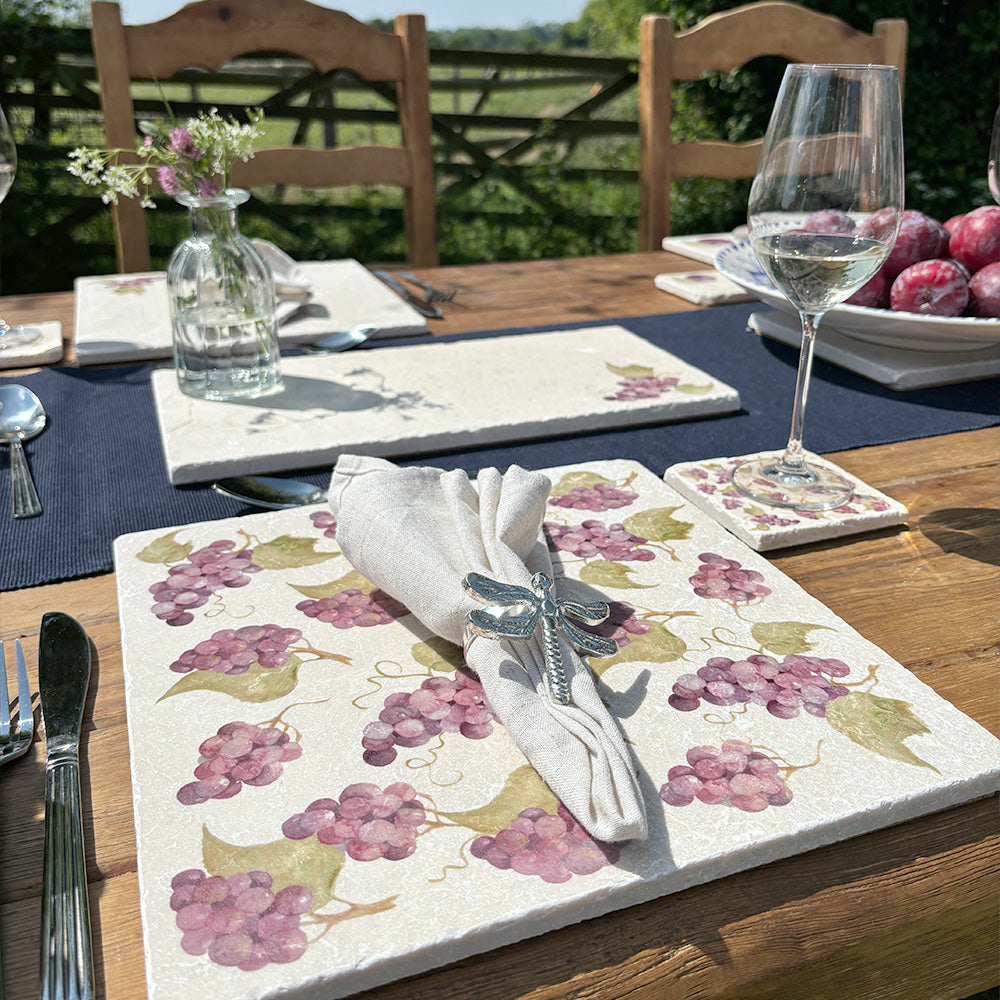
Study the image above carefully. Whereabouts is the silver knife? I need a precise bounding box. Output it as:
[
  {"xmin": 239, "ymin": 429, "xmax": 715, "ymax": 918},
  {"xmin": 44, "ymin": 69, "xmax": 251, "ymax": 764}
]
[
  {"xmin": 372, "ymin": 269, "xmax": 443, "ymax": 319},
  {"xmin": 38, "ymin": 612, "xmax": 94, "ymax": 1000}
]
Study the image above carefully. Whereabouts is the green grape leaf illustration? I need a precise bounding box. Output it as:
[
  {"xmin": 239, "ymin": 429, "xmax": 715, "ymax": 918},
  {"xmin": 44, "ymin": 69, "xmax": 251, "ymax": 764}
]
[
  {"xmin": 290, "ymin": 569, "xmax": 377, "ymax": 600},
  {"xmin": 439, "ymin": 764, "xmax": 560, "ymax": 835},
  {"xmin": 412, "ymin": 636, "xmax": 465, "ymax": 673},
  {"xmin": 579, "ymin": 559, "xmax": 657, "ymax": 590},
  {"xmin": 251, "ymin": 535, "xmax": 339, "ymax": 570},
  {"xmin": 590, "ymin": 621, "xmax": 686, "ymax": 675},
  {"xmin": 158, "ymin": 654, "xmax": 306, "ymax": 704},
  {"xmin": 606, "ymin": 362, "xmax": 655, "ymax": 379},
  {"xmin": 549, "ymin": 470, "xmax": 614, "ymax": 497},
  {"xmin": 825, "ymin": 691, "xmax": 940, "ymax": 773},
  {"xmin": 623, "ymin": 506, "xmax": 694, "ymax": 542},
  {"xmin": 675, "ymin": 382, "xmax": 714, "ymax": 395},
  {"xmin": 202, "ymin": 825, "xmax": 343, "ymax": 910},
  {"xmin": 751, "ymin": 621, "xmax": 835, "ymax": 655},
  {"xmin": 136, "ymin": 531, "xmax": 194, "ymax": 565}
]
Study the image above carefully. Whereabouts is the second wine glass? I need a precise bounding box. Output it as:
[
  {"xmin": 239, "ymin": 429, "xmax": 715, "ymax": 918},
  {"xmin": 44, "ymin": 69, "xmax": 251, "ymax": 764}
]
[{"xmin": 730, "ymin": 64, "xmax": 904, "ymax": 510}]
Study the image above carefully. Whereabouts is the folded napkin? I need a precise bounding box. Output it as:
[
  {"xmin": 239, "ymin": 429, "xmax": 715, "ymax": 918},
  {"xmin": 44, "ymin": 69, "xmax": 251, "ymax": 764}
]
[
  {"xmin": 328, "ymin": 455, "xmax": 648, "ymax": 843},
  {"xmin": 251, "ymin": 239, "xmax": 313, "ymax": 322}
]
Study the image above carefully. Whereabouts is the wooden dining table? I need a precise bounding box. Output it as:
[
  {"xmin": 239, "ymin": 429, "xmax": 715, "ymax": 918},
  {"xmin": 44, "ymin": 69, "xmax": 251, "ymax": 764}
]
[{"xmin": 0, "ymin": 250, "xmax": 997, "ymax": 1000}]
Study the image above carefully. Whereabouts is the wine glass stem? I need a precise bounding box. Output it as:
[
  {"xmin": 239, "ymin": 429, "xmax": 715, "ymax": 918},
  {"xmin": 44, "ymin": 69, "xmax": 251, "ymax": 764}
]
[{"xmin": 777, "ymin": 311, "xmax": 822, "ymax": 477}]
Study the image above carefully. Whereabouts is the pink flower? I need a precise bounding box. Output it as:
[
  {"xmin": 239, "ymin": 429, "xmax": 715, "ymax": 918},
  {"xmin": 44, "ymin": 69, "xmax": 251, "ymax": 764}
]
[
  {"xmin": 196, "ymin": 177, "xmax": 222, "ymax": 197},
  {"xmin": 169, "ymin": 127, "xmax": 201, "ymax": 160},
  {"xmin": 156, "ymin": 165, "xmax": 181, "ymax": 194}
]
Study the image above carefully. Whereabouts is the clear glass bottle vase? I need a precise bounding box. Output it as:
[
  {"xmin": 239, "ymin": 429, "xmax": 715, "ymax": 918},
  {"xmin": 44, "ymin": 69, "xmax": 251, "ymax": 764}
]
[{"xmin": 166, "ymin": 188, "xmax": 282, "ymax": 400}]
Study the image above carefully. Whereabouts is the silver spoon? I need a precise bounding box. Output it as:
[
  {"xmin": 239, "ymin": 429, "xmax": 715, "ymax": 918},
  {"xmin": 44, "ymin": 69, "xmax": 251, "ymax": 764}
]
[
  {"xmin": 304, "ymin": 325, "xmax": 378, "ymax": 354},
  {"xmin": 0, "ymin": 384, "xmax": 45, "ymax": 518},
  {"xmin": 213, "ymin": 475, "xmax": 327, "ymax": 510}
]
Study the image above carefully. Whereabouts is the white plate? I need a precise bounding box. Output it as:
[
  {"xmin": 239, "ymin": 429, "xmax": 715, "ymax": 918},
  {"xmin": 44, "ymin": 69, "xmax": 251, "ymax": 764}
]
[{"xmin": 715, "ymin": 241, "xmax": 1000, "ymax": 353}]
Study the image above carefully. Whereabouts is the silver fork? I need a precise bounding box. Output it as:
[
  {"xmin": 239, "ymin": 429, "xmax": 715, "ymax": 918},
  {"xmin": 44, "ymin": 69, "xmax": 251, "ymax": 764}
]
[
  {"xmin": 397, "ymin": 271, "xmax": 460, "ymax": 304},
  {"xmin": 1, "ymin": 639, "xmax": 34, "ymax": 1000}
]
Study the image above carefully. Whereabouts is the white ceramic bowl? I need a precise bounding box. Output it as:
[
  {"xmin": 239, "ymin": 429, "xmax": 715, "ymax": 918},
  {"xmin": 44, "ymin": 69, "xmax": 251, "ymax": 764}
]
[{"xmin": 715, "ymin": 241, "xmax": 1000, "ymax": 353}]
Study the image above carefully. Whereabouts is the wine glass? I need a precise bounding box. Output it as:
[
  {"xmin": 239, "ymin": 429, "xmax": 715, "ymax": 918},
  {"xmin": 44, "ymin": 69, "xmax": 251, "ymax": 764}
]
[
  {"xmin": 730, "ymin": 64, "xmax": 903, "ymax": 510},
  {"xmin": 0, "ymin": 104, "xmax": 42, "ymax": 349}
]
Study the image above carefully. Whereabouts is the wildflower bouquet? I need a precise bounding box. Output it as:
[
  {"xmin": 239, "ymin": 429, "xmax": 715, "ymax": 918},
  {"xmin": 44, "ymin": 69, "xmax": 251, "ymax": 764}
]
[{"xmin": 68, "ymin": 107, "xmax": 265, "ymax": 206}]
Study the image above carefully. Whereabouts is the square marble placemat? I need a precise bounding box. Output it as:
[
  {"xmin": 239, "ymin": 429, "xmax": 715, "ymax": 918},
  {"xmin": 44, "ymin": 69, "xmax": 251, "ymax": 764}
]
[
  {"xmin": 664, "ymin": 451, "xmax": 908, "ymax": 550},
  {"xmin": 112, "ymin": 458, "xmax": 998, "ymax": 1000},
  {"xmin": 661, "ymin": 232, "xmax": 738, "ymax": 265},
  {"xmin": 74, "ymin": 260, "xmax": 428, "ymax": 364},
  {"xmin": 654, "ymin": 270, "xmax": 755, "ymax": 305},
  {"xmin": 0, "ymin": 321, "xmax": 63, "ymax": 367},
  {"xmin": 150, "ymin": 325, "xmax": 741, "ymax": 484}
]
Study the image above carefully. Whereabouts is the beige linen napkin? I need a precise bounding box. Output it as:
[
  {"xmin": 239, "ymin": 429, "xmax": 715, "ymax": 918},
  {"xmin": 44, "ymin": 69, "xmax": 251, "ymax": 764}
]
[
  {"xmin": 251, "ymin": 239, "xmax": 313, "ymax": 322},
  {"xmin": 328, "ymin": 454, "xmax": 648, "ymax": 843}
]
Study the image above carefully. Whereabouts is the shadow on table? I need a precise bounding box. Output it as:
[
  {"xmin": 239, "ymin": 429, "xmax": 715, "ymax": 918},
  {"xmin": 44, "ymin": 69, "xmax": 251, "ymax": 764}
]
[{"xmin": 918, "ymin": 507, "xmax": 1000, "ymax": 566}]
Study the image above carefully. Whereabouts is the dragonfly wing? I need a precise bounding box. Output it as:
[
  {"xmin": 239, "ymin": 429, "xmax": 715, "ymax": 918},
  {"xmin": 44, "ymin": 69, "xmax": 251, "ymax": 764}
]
[
  {"xmin": 463, "ymin": 572, "xmax": 535, "ymax": 606},
  {"xmin": 560, "ymin": 599, "xmax": 611, "ymax": 625},
  {"xmin": 467, "ymin": 606, "xmax": 539, "ymax": 640},
  {"xmin": 557, "ymin": 612, "xmax": 620, "ymax": 659}
]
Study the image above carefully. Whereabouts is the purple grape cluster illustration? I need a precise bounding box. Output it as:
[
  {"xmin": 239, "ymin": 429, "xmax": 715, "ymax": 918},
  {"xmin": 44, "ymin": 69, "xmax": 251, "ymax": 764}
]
[
  {"xmin": 545, "ymin": 520, "xmax": 654, "ymax": 561},
  {"xmin": 470, "ymin": 805, "xmax": 620, "ymax": 883},
  {"xmin": 577, "ymin": 601, "xmax": 651, "ymax": 650},
  {"xmin": 169, "ymin": 624, "xmax": 303, "ymax": 675},
  {"xmin": 177, "ymin": 721, "xmax": 303, "ymax": 805},
  {"xmin": 150, "ymin": 540, "xmax": 262, "ymax": 626},
  {"xmin": 309, "ymin": 511, "xmax": 337, "ymax": 539},
  {"xmin": 282, "ymin": 782, "xmax": 426, "ymax": 861},
  {"xmin": 689, "ymin": 552, "xmax": 772, "ymax": 603},
  {"xmin": 170, "ymin": 868, "xmax": 313, "ymax": 970},
  {"xmin": 604, "ymin": 374, "xmax": 680, "ymax": 401},
  {"xmin": 659, "ymin": 740, "xmax": 793, "ymax": 812},
  {"xmin": 361, "ymin": 668, "xmax": 498, "ymax": 766},
  {"xmin": 295, "ymin": 588, "xmax": 407, "ymax": 628},
  {"xmin": 549, "ymin": 481, "xmax": 638, "ymax": 511},
  {"xmin": 669, "ymin": 653, "xmax": 850, "ymax": 718}
]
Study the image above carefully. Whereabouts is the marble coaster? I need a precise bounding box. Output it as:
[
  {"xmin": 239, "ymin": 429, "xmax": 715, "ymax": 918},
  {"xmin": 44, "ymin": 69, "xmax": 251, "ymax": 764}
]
[
  {"xmin": 654, "ymin": 270, "xmax": 754, "ymax": 306},
  {"xmin": 73, "ymin": 260, "xmax": 428, "ymax": 365},
  {"xmin": 750, "ymin": 310, "xmax": 1000, "ymax": 389},
  {"xmin": 151, "ymin": 325, "xmax": 741, "ymax": 484},
  {"xmin": 0, "ymin": 321, "xmax": 63, "ymax": 368},
  {"xmin": 664, "ymin": 451, "xmax": 908, "ymax": 550},
  {"xmin": 661, "ymin": 232, "xmax": 738, "ymax": 265}
]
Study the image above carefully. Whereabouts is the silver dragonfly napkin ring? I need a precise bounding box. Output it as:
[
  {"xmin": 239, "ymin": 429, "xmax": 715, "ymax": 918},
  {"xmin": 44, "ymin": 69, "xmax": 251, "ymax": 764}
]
[{"xmin": 462, "ymin": 571, "xmax": 618, "ymax": 705}]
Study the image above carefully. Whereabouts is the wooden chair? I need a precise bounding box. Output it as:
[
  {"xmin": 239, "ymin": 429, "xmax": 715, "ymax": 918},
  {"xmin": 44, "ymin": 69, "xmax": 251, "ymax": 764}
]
[
  {"xmin": 638, "ymin": 1, "xmax": 907, "ymax": 249},
  {"xmin": 90, "ymin": 0, "xmax": 438, "ymax": 272}
]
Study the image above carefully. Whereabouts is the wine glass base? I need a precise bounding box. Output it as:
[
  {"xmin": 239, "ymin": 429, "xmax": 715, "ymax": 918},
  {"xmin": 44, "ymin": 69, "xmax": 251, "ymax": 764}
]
[
  {"xmin": 730, "ymin": 455, "xmax": 855, "ymax": 511},
  {"xmin": 0, "ymin": 324, "xmax": 44, "ymax": 350}
]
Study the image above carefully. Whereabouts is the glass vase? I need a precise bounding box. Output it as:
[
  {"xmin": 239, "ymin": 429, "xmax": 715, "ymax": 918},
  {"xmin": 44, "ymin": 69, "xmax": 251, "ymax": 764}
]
[{"xmin": 166, "ymin": 188, "xmax": 281, "ymax": 400}]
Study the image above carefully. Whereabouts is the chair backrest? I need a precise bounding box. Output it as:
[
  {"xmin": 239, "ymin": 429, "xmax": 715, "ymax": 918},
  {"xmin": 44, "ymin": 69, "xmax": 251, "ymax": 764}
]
[
  {"xmin": 90, "ymin": 0, "xmax": 438, "ymax": 271},
  {"xmin": 638, "ymin": 1, "xmax": 907, "ymax": 249}
]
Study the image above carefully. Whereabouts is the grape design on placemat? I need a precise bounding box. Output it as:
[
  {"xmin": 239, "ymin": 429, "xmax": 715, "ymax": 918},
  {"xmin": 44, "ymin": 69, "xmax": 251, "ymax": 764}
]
[
  {"xmin": 292, "ymin": 569, "xmax": 409, "ymax": 629},
  {"xmin": 659, "ymin": 739, "xmax": 810, "ymax": 812},
  {"xmin": 602, "ymin": 362, "xmax": 713, "ymax": 402},
  {"xmin": 177, "ymin": 711, "xmax": 304, "ymax": 805},
  {"xmin": 689, "ymin": 552, "xmax": 772, "ymax": 607},
  {"xmin": 309, "ymin": 510, "xmax": 337, "ymax": 539},
  {"xmin": 137, "ymin": 527, "xmax": 339, "ymax": 626},
  {"xmin": 548, "ymin": 469, "xmax": 639, "ymax": 511},
  {"xmin": 470, "ymin": 805, "xmax": 620, "ymax": 883},
  {"xmin": 360, "ymin": 668, "xmax": 499, "ymax": 767}
]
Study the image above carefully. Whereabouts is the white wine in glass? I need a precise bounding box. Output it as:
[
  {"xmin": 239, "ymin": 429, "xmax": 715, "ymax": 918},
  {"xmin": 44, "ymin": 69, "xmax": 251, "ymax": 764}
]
[
  {"xmin": 0, "ymin": 104, "xmax": 42, "ymax": 349},
  {"xmin": 730, "ymin": 64, "xmax": 904, "ymax": 510}
]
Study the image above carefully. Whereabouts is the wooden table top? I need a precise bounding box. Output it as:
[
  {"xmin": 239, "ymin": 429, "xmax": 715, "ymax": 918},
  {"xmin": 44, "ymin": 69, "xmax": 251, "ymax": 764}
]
[{"xmin": 0, "ymin": 251, "xmax": 997, "ymax": 1000}]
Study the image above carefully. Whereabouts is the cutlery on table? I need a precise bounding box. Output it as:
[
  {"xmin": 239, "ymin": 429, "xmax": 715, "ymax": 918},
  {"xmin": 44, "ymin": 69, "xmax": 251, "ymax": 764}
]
[
  {"xmin": 0, "ymin": 639, "xmax": 34, "ymax": 1000},
  {"xmin": 397, "ymin": 271, "xmax": 460, "ymax": 304},
  {"xmin": 38, "ymin": 611, "xmax": 94, "ymax": 1000},
  {"xmin": 302, "ymin": 325, "xmax": 378, "ymax": 355},
  {"xmin": 372, "ymin": 269, "xmax": 443, "ymax": 320},
  {"xmin": 213, "ymin": 475, "xmax": 328, "ymax": 509},
  {"xmin": 0, "ymin": 383, "xmax": 46, "ymax": 519}
]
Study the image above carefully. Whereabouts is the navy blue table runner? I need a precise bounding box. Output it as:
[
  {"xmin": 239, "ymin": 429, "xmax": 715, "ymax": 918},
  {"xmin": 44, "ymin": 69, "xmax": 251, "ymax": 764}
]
[{"xmin": 1, "ymin": 303, "xmax": 996, "ymax": 591}]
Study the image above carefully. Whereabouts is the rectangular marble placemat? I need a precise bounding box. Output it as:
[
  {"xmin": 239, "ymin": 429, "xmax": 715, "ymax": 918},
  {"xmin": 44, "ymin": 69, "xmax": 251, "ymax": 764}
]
[
  {"xmin": 150, "ymin": 325, "xmax": 741, "ymax": 484},
  {"xmin": 73, "ymin": 259, "xmax": 428, "ymax": 364},
  {"xmin": 749, "ymin": 309, "xmax": 1000, "ymax": 389},
  {"xmin": 113, "ymin": 458, "xmax": 1000, "ymax": 1000}
]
